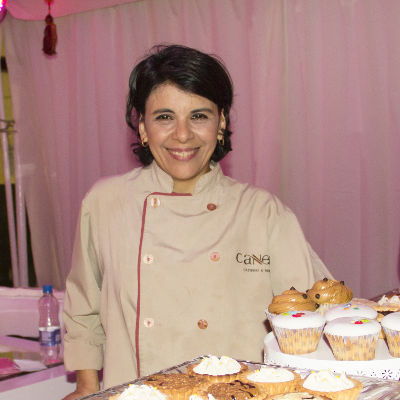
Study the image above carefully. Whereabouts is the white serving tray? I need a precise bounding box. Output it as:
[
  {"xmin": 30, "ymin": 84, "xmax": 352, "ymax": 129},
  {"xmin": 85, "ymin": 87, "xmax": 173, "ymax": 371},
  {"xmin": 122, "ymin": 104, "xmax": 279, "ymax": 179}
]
[{"xmin": 264, "ymin": 332, "xmax": 400, "ymax": 380}]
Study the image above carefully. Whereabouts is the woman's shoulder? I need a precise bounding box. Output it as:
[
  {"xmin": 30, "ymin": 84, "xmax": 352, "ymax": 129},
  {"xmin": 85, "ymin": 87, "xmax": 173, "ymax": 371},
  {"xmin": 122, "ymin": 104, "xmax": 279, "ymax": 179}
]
[
  {"xmin": 221, "ymin": 174, "xmax": 289, "ymax": 214},
  {"xmin": 83, "ymin": 166, "xmax": 144, "ymax": 203}
]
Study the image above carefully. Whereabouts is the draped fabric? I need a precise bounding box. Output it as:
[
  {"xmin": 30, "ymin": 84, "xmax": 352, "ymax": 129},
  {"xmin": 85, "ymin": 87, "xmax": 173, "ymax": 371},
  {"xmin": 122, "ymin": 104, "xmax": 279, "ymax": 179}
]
[{"xmin": 2, "ymin": 0, "xmax": 400, "ymax": 297}]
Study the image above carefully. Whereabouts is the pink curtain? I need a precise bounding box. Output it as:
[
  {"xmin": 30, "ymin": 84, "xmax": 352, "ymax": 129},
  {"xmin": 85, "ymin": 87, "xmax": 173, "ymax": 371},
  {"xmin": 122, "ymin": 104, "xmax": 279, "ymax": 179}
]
[{"xmin": 2, "ymin": 0, "xmax": 400, "ymax": 298}]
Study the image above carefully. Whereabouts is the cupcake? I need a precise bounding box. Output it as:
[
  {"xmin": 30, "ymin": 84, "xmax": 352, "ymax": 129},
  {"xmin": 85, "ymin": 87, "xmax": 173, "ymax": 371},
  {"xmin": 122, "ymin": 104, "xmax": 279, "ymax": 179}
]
[
  {"xmin": 268, "ymin": 393, "xmax": 332, "ymax": 400},
  {"xmin": 109, "ymin": 384, "xmax": 169, "ymax": 400},
  {"xmin": 324, "ymin": 302, "xmax": 377, "ymax": 322},
  {"xmin": 204, "ymin": 380, "xmax": 259, "ymax": 399},
  {"xmin": 267, "ymin": 287, "xmax": 318, "ymax": 324},
  {"xmin": 143, "ymin": 373, "xmax": 208, "ymax": 399},
  {"xmin": 307, "ymin": 279, "xmax": 352, "ymax": 314},
  {"xmin": 271, "ymin": 310, "xmax": 325, "ymax": 354},
  {"xmin": 373, "ymin": 293, "xmax": 400, "ymax": 314},
  {"xmin": 301, "ymin": 370, "xmax": 362, "ymax": 400},
  {"xmin": 324, "ymin": 317, "xmax": 380, "ymax": 360},
  {"xmin": 381, "ymin": 311, "xmax": 400, "ymax": 357},
  {"xmin": 240, "ymin": 366, "xmax": 301, "ymax": 396},
  {"xmin": 187, "ymin": 356, "xmax": 248, "ymax": 383}
]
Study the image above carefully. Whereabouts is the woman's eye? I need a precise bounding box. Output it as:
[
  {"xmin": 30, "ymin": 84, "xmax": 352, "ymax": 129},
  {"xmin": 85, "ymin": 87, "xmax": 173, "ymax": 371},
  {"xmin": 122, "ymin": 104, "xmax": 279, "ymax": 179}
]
[
  {"xmin": 155, "ymin": 114, "xmax": 172, "ymax": 120},
  {"xmin": 191, "ymin": 113, "xmax": 208, "ymax": 120}
]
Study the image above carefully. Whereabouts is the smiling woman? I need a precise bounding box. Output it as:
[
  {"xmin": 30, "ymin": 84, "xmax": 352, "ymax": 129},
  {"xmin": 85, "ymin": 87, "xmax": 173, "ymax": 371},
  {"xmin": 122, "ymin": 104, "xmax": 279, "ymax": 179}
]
[{"xmin": 62, "ymin": 44, "xmax": 332, "ymax": 400}]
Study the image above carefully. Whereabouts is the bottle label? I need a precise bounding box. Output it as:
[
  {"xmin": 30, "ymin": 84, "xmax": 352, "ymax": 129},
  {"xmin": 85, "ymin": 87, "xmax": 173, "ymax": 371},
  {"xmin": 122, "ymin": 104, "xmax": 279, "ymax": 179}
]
[{"xmin": 39, "ymin": 327, "xmax": 61, "ymax": 346}]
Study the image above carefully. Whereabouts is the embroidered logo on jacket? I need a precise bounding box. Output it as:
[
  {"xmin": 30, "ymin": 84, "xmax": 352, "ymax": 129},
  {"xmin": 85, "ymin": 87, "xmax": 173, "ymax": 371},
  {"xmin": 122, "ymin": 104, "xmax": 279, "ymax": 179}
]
[{"xmin": 236, "ymin": 252, "xmax": 270, "ymax": 273}]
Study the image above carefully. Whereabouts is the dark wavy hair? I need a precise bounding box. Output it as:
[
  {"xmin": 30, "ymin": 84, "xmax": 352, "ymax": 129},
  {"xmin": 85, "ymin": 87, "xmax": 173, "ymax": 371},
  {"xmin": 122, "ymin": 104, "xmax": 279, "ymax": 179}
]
[{"xmin": 126, "ymin": 44, "xmax": 234, "ymax": 165}]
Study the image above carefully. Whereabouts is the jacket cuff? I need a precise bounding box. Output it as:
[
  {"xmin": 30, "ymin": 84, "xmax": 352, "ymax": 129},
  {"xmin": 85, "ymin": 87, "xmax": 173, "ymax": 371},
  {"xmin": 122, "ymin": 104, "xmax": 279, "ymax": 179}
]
[{"xmin": 63, "ymin": 337, "xmax": 104, "ymax": 371}]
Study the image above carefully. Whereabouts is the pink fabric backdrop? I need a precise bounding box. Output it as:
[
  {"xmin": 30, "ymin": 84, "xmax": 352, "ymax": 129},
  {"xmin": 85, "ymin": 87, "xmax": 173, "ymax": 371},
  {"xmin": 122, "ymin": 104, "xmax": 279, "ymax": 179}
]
[{"xmin": 2, "ymin": 0, "xmax": 400, "ymax": 297}]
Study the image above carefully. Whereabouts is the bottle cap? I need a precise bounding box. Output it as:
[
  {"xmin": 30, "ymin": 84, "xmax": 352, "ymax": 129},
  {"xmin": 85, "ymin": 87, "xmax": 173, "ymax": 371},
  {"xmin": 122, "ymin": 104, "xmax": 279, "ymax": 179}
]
[{"xmin": 42, "ymin": 285, "xmax": 53, "ymax": 294}]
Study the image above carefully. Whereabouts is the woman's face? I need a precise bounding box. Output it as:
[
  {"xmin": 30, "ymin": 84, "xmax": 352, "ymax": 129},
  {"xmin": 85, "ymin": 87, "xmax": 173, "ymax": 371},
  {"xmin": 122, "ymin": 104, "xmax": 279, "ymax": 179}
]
[{"xmin": 139, "ymin": 83, "xmax": 225, "ymax": 193}]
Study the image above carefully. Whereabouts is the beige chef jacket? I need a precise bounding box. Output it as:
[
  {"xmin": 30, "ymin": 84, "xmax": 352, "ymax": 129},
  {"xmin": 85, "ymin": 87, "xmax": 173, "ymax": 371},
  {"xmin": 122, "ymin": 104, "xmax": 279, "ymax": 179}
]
[{"xmin": 63, "ymin": 161, "xmax": 331, "ymax": 389}]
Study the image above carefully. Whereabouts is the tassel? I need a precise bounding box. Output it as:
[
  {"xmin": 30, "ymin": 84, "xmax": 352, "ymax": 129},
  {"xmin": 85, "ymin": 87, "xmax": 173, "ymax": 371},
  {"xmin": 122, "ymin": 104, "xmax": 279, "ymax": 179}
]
[{"xmin": 43, "ymin": 1, "xmax": 57, "ymax": 56}]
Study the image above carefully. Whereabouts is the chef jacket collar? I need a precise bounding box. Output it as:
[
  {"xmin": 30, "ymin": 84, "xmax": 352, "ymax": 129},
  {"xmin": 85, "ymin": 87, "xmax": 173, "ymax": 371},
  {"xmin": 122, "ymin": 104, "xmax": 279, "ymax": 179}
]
[{"xmin": 148, "ymin": 161, "xmax": 222, "ymax": 195}]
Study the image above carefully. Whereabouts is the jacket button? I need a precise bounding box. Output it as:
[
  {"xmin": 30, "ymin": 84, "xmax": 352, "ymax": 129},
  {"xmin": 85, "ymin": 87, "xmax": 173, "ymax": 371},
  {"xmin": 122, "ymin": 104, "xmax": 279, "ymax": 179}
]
[
  {"xmin": 210, "ymin": 251, "xmax": 220, "ymax": 262},
  {"xmin": 198, "ymin": 319, "xmax": 208, "ymax": 329},
  {"xmin": 144, "ymin": 318, "xmax": 154, "ymax": 328},
  {"xmin": 207, "ymin": 203, "xmax": 217, "ymax": 211},
  {"xmin": 142, "ymin": 254, "xmax": 154, "ymax": 264},
  {"xmin": 151, "ymin": 197, "xmax": 160, "ymax": 208}
]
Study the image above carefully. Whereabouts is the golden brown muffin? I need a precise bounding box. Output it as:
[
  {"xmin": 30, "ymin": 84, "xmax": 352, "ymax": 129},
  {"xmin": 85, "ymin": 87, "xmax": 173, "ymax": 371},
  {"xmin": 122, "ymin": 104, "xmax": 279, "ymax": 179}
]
[
  {"xmin": 205, "ymin": 380, "xmax": 259, "ymax": 399},
  {"xmin": 307, "ymin": 278, "xmax": 352, "ymax": 305},
  {"xmin": 143, "ymin": 373, "xmax": 208, "ymax": 399},
  {"xmin": 268, "ymin": 287, "xmax": 318, "ymax": 314}
]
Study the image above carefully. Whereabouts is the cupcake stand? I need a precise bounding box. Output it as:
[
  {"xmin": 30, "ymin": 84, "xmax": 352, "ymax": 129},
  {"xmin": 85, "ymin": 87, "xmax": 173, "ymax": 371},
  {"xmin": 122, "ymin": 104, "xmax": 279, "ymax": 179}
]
[
  {"xmin": 71, "ymin": 355, "xmax": 400, "ymax": 400},
  {"xmin": 264, "ymin": 332, "xmax": 400, "ymax": 380}
]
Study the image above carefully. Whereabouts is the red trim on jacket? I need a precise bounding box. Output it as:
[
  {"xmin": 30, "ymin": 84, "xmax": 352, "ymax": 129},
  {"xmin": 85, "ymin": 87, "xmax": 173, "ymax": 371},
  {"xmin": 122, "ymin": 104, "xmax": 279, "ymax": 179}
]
[{"xmin": 135, "ymin": 192, "xmax": 191, "ymax": 377}]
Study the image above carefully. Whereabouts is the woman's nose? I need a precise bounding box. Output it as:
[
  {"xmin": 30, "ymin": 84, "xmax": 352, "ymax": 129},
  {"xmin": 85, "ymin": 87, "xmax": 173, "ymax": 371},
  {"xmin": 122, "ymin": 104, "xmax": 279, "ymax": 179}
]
[{"xmin": 173, "ymin": 120, "xmax": 193, "ymax": 142}]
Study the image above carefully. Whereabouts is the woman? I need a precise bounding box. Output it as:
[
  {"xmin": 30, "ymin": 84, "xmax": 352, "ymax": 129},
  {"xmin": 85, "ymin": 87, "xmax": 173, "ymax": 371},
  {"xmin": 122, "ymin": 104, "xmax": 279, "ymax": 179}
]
[{"xmin": 63, "ymin": 44, "xmax": 331, "ymax": 398}]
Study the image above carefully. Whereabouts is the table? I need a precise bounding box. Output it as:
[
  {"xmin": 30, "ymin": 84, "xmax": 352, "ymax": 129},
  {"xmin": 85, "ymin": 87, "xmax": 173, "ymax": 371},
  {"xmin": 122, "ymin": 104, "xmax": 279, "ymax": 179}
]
[{"xmin": 0, "ymin": 335, "xmax": 76, "ymax": 400}]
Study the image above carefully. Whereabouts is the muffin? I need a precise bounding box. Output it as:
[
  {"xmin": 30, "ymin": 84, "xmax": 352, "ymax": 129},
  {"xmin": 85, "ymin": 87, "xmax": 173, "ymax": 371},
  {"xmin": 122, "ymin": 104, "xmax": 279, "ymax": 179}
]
[
  {"xmin": 301, "ymin": 370, "xmax": 362, "ymax": 400},
  {"xmin": 324, "ymin": 302, "xmax": 377, "ymax": 322},
  {"xmin": 373, "ymin": 293, "xmax": 400, "ymax": 314},
  {"xmin": 307, "ymin": 278, "xmax": 353, "ymax": 314},
  {"xmin": 204, "ymin": 380, "xmax": 259, "ymax": 399},
  {"xmin": 271, "ymin": 310, "xmax": 325, "ymax": 354},
  {"xmin": 268, "ymin": 393, "xmax": 332, "ymax": 400},
  {"xmin": 380, "ymin": 311, "xmax": 400, "ymax": 357},
  {"xmin": 109, "ymin": 384, "xmax": 169, "ymax": 400},
  {"xmin": 240, "ymin": 366, "xmax": 301, "ymax": 396},
  {"xmin": 187, "ymin": 356, "xmax": 248, "ymax": 383},
  {"xmin": 267, "ymin": 287, "xmax": 318, "ymax": 324},
  {"xmin": 324, "ymin": 317, "xmax": 381, "ymax": 360},
  {"xmin": 143, "ymin": 373, "xmax": 209, "ymax": 399}
]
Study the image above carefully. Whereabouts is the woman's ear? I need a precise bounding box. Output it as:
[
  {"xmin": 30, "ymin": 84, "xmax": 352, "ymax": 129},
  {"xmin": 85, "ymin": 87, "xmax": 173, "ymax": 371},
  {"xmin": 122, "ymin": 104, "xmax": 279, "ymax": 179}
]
[
  {"xmin": 138, "ymin": 114, "xmax": 148, "ymax": 144},
  {"xmin": 219, "ymin": 110, "xmax": 227, "ymax": 132}
]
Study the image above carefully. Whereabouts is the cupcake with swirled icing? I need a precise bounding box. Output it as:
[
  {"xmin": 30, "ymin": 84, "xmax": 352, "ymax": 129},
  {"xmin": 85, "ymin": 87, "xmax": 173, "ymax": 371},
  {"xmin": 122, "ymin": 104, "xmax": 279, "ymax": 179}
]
[
  {"xmin": 187, "ymin": 356, "xmax": 248, "ymax": 383},
  {"xmin": 306, "ymin": 278, "xmax": 352, "ymax": 314},
  {"xmin": 267, "ymin": 287, "xmax": 318, "ymax": 317},
  {"xmin": 301, "ymin": 370, "xmax": 362, "ymax": 400},
  {"xmin": 324, "ymin": 317, "xmax": 380, "ymax": 360},
  {"xmin": 240, "ymin": 366, "xmax": 301, "ymax": 396},
  {"xmin": 271, "ymin": 310, "xmax": 325, "ymax": 354}
]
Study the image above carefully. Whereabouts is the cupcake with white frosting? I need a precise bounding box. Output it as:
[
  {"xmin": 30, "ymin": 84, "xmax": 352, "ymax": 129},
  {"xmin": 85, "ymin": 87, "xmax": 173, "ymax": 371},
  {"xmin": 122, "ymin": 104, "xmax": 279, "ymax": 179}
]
[
  {"xmin": 108, "ymin": 384, "xmax": 169, "ymax": 400},
  {"xmin": 324, "ymin": 302, "xmax": 377, "ymax": 322},
  {"xmin": 187, "ymin": 355, "xmax": 248, "ymax": 383},
  {"xmin": 271, "ymin": 310, "xmax": 325, "ymax": 354},
  {"xmin": 240, "ymin": 366, "xmax": 301, "ymax": 396},
  {"xmin": 269, "ymin": 393, "xmax": 332, "ymax": 400},
  {"xmin": 381, "ymin": 311, "xmax": 400, "ymax": 357},
  {"xmin": 324, "ymin": 317, "xmax": 380, "ymax": 360},
  {"xmin": 301, "ymin": 370, "xmax": 362, "ymax": 400}
]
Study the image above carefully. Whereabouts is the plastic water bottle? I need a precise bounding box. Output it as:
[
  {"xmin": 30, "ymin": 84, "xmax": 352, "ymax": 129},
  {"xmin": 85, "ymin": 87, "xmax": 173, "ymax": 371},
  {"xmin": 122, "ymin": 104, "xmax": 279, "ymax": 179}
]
[{"xmin": 38, "ymin": 285, "xmax": 61, "ymax": 365}]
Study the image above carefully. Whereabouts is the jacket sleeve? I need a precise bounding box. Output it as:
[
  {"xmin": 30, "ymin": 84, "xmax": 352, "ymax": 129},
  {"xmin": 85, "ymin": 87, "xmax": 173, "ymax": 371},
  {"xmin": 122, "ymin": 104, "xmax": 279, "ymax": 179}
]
[
  {"xmin": 268, "ymin": 207, "xmax": 333, "ymax": 295},
  {"xmin": 63, "ymin": 198, "xmax": 105, "ymax": 371}
]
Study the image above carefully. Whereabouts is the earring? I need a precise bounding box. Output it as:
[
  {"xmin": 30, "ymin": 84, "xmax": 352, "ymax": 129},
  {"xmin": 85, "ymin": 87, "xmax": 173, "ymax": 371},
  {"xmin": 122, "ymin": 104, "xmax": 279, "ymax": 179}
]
[
  {"xmin": 217, "ymin": 130, "xmax": 225, "ymax": 146},
  {"xmin": 141, "ymin": 137, "xmax": 149, "ymax": 148}
]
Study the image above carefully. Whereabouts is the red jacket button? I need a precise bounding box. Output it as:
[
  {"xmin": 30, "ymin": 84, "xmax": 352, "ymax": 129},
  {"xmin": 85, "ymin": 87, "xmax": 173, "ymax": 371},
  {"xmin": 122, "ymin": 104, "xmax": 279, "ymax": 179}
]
[{"xmin": 207, "ymin": 203, "xmax": 217, "ymax": 211}]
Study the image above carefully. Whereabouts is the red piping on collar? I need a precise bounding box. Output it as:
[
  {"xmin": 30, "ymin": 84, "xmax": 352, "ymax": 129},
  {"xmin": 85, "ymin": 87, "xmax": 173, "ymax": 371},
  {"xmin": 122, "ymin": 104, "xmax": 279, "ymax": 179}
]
[{"xmin": 135, "ymin": 191, "xmax": 191, "ymax": 377}]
